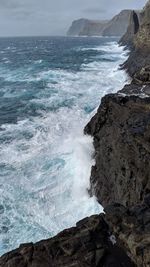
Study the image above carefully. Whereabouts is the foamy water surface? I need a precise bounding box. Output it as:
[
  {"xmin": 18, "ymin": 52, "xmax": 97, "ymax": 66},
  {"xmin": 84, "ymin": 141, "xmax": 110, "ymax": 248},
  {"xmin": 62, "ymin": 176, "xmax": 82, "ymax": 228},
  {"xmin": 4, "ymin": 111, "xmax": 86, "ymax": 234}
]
[{"xmin": 0, "ymin": 36, "xmax": 128, "ymax": 255}]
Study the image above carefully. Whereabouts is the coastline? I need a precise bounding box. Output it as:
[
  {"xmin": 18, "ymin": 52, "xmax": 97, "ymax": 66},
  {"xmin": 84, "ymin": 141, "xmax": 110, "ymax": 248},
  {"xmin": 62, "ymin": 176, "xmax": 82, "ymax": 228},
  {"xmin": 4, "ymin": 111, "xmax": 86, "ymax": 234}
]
[
  {"xmin": 0, "ymin": 37, "xmax": 127, "ymax": 257},
  {"xmin": 1, "ymin": 1, "xmax": 150, "ymax": 267}
]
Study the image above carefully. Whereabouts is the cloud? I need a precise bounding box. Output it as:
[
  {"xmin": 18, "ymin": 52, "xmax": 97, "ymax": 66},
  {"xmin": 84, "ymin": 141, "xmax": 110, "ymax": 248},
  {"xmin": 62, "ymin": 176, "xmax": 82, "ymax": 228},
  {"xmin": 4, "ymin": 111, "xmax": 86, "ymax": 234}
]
[
  {"xmin": 83, "ymin": 7, "xmax": 106, "ymax": 14},
  {"xmin": 11, "ymin": 10, "xmax": 33, "ymax": 20},
  {"xmin": 0, "ymin": 0, "xmax": 23, "ymax": 9},
  {"xmin": 0, "ymin": 0, "xmax": 147, "ymax": 36}
]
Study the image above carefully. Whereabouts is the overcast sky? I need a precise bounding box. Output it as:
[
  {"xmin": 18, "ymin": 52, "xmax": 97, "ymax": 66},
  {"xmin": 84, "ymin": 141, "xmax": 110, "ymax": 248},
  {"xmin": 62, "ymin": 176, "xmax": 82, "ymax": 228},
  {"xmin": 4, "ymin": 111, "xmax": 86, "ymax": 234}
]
[{"xmin": 0, "ymin": 0, "xmax": 147, "ymax": 36}]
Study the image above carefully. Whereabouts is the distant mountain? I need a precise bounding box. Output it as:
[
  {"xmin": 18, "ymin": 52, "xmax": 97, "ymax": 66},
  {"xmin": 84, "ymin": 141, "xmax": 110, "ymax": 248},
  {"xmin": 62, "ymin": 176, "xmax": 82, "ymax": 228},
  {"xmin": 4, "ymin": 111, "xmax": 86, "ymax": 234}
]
[
  {"xmin": 102, "ymin": 10, "xmax": 132, "ymax": 36},
  {"xmin": 67, "ymin": 18, "xmax": 108, "ymax": 36},
  {"xmin": 67, "ymin": 10, "xmax": 132, "ymax": 37}
]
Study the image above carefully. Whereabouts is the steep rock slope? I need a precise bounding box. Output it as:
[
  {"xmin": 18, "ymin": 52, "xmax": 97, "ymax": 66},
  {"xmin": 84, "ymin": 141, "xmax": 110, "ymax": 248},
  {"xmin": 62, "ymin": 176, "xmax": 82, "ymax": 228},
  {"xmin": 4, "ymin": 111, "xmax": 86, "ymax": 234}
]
[
  {"xmin": 0, "ymin": 1, "xmax": 150, "ymax": 267},
  {"xmin": 119, "ymin": 11, "xmax": 140, "ymax": 48},
  {"xmin": 84, "ymin": 93, "xmax": 150, "ymax": 207},
  {"xmin": 123, "ymin": 0, "xmax": 150, "ymax": 76},
  {"xmin": 83, "ymin": 2, "xmax": 150, "ymax": 266},
  {"xmin": 67, "ymin": 18, "xmax": 107, "ymax": 36},
  {"xmin": 102, "ymin": 10, "xmax": 132, "ymax": 37},
  {"xmin": 105, "ymin": 199, "xmax": 150, "ymax": 267},
  {"xmin": 67, "ymin": 10, "xmax": 132, "ymax": 37},
  {"xmin": 135, "ymin": 0, "xmax": 150, "ymax": 50}
]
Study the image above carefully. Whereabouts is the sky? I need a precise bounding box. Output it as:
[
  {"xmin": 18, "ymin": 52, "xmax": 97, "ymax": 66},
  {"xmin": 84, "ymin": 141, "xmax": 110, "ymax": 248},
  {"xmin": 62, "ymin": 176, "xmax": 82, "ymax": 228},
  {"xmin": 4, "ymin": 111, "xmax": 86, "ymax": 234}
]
[{"xmin": 0, "ymin": 0, "xmax": 147, "ymax": 37}]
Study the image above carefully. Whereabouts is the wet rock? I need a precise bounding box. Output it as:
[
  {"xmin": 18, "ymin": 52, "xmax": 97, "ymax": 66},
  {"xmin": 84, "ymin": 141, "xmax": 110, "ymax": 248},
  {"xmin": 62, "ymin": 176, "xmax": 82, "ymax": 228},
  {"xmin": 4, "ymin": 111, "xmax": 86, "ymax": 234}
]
[
  {"xmin": 133, "ymin": 66, "xmax": 150, "ymax": 84},
  {"xmin": 1, "ymin": 2, "xmax": 150, "ymax": 267},
  {"xmin": 84, "ymin": 82, "xmax": 150, "ymax": 267},
  {"xmin": 84, "ymin": 93, "xmax": 150, "ymax": 208},
  {"xmin": 119, "ymin": 82, "xmax": 150, "ymax": 96},
  {"xmin": 104, "ymin": 202, "xmax": 150, "ymax": 267},
  {"xmin": 0, "ymin": 214, "xmax": 135, "ymax": 267},
  {"xmin": 144, "ymin": 193, "xmax": 150, "ymax": 207}
]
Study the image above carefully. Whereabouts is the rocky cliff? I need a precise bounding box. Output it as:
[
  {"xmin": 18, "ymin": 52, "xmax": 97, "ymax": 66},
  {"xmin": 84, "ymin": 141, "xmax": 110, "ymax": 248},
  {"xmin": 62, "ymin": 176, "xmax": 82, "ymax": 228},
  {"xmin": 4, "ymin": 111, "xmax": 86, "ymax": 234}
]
[
  {"xmin": 67, "ymin": 19, "xmax": 108, "ymax": 36},
  {"xmin": 102, "ymin": 10, "xmax": 132, "ymax": 37},
  {"xmin": 119, "ymin": 11, "xmax": 140, "ymax": 48},
  {"xmin": 84, "ymin": 1, "xmax": 150, "ymax": 265},
  {"xmin": 135, "ymin": 0, "xmax": 150, "ymax": 50},
  {"xmin": 0, "ymin": 1, "xmax": 150, "ymax": 267},
  {"xmin": 122, "ymin": 0, "xmax": 150, "ymax": 76},
  {"xmin": 67, "ymin": 10, "xmax": 132, "ymax": 37},
  {"xmin": 85, "ymin": 93, "xmax": 150, "ymax": 208}
]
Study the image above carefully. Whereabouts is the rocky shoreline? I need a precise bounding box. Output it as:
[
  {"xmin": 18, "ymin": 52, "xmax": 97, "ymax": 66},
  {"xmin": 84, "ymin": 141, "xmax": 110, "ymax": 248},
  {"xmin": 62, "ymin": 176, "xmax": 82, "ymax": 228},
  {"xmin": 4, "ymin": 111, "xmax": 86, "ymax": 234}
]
[
  {"xmin": 84, "ymin": 2, "xmax": 150, "ymax": 265},
  {"xmin": 0, "ymin": 1, "xmax": 150, "ymax": 267},
  {"xmin": 85, "ymin": 93, "xmax": 150, "ymax": 207}
]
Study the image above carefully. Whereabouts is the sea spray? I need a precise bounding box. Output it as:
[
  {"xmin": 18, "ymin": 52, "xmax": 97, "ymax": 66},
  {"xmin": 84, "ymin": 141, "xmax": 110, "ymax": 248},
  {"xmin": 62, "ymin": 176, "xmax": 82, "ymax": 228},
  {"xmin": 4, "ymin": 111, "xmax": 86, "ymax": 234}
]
[{"xmin": 0, "ymin": 37, "xmax": 128, "ymax": 255}]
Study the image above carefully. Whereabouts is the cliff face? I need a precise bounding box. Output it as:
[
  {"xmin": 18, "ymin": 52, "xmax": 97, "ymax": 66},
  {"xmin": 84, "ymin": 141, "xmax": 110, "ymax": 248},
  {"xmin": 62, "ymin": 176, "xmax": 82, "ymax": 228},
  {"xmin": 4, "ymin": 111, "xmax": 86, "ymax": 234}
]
[
  {"xmin": 84, "ymin": 86, "xmax": 150, "ymax": 267},
  {"xmin": 83, "ymin": 1, "xmax": 150, "ymax": 266},
  {"xmin": 105, "ymin": 200, "xmax": 150, "ymax": 267},
  {"xmin": 67, "ymin": 19, "xmax": 90, "ymax": 36},
  {"xmin": 67, "ymin": 19, "xmax": 107, "ymax": 36},
  {"xmin": 85, "ymin": 93, "xmax": 150, "ymax": 207},
  {"xmin": 102, "ymin": 10, "xmax": 132, "ymax": 37},
  {"xmin": 67, "ymin": 10, "xmax": 132, "ymax": 37},
  {"xmin": 122, "ymin": 0, "xmax": 150, "ymax": 76},
  {"xmin": 135, "ymin": 0, "xmax": 150, "ymax": 50},
  {"xmin": 79, "ymin": 21, "xmax": 107, "ymax": 37},
  {"xmin": 119, "ymin": 11, "xmax": 140, "ymax": 48},
  {"xmin": 0, "ymin": 2, "xmax": 150, "ymax": 267}
]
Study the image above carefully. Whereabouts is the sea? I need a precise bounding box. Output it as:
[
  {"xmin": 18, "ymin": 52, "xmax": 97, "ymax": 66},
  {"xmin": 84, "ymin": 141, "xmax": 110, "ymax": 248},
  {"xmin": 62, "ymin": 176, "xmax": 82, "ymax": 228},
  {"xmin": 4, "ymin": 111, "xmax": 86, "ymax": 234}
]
[{"xmin": 0, "ymin": 36, "xmax": 128, "ymax": 256}]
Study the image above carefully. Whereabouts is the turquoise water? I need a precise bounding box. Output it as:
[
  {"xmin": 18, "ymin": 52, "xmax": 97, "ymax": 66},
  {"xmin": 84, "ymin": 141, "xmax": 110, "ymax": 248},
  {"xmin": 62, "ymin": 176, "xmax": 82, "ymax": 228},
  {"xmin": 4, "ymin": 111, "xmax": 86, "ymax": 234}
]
[{"xmin": 0, "ymin": 36, "xmax": 127, "ymax": 255}]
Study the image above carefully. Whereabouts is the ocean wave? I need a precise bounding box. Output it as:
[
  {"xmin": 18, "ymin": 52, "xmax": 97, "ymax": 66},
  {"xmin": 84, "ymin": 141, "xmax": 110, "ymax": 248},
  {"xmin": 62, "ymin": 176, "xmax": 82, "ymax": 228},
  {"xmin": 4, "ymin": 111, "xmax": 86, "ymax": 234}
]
[{"xmin": 0, "ymin": 37, "xmax": 128, "ymax": 255}]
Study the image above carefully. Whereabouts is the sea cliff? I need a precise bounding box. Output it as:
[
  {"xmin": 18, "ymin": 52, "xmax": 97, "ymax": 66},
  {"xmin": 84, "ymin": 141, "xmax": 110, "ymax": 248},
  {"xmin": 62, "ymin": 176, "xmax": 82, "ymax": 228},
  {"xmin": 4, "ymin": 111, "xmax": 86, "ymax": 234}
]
[
  {"xmin": 122, "ymin": 0, "xmax": 150, "ymax": 77},
  {"xmin": 67, "ymin": 10, "xmax": 132, "ymax": 37},
  {"xmin": 84, "ymin": 1, "xmax": 150, "ymax": 265},
  {"xmin": 119, "ymin": 11, "xmax": 140, "ymax": 48},
  {"xmin": 0, "ymin": 1, "xmax": 150, "ymax": 267},
  {"xmin": 67, "ymin": 19, "xmax": 108, "ymax": 37}
]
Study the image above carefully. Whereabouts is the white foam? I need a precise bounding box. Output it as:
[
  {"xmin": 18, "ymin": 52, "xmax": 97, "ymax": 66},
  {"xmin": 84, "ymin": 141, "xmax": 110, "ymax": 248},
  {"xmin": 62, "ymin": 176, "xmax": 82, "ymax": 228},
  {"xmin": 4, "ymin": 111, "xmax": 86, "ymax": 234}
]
[{"xmin": 0, "ymin": 41, "xmax": 128, "ymax": 255}]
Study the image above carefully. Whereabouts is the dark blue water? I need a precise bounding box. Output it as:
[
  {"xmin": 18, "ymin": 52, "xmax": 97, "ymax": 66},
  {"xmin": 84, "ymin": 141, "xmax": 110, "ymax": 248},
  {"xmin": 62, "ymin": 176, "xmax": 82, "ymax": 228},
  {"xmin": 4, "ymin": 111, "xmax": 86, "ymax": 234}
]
[{"xmin": 0, "ymin": 36, "xmax": 127, "ymax": 255}]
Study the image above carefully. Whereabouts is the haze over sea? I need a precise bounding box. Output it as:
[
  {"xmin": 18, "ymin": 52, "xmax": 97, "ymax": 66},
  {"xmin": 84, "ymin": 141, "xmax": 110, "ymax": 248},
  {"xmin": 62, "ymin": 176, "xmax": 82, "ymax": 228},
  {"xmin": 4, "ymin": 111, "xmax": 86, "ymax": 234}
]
[{"xmin": 0, "ymin": 36, "xmax": 127, "ymax": 255}]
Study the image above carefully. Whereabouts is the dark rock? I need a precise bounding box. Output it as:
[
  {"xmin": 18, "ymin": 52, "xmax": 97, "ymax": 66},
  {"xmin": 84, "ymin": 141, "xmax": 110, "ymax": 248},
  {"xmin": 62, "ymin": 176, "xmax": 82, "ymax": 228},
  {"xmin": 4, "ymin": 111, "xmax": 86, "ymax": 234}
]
[
  {"xmin": 119, "ymin": 10, "xmax": 140, "ymax": 48},
  {"xmin": 122, "ymin": 0, "xmax": 150, "ymax": 76},
  {"xmin": 144, "ymin": 193, "xmax": 150, "ymax": 207},
  {"xmin": 1, "ymin": 2, "xmax": 150, "ymax": 267},
  {"xmin": 104, "ymin": 202, "xmax": 150, "ymax": 267},
  {"xmin": 133, "ymin": 66, "xmax": 150, "ymax": 84},
  {"xmin": 100, "ymin": 246, "xmax": 136, "ymax": 267},
  {"xmin": 0, "ymin": 214, "xmax": 135, "ymax": 267},
  {"xmin": 85, "ymin": 93, "xmax": 150, "ymax": 208},
  {"xmin": 118, "ymin": 82, "xmax": 150, "ymax": 96},
  {"xmin": 83, "ymin": 4, "xmax": 150, "ymax": 261}
]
